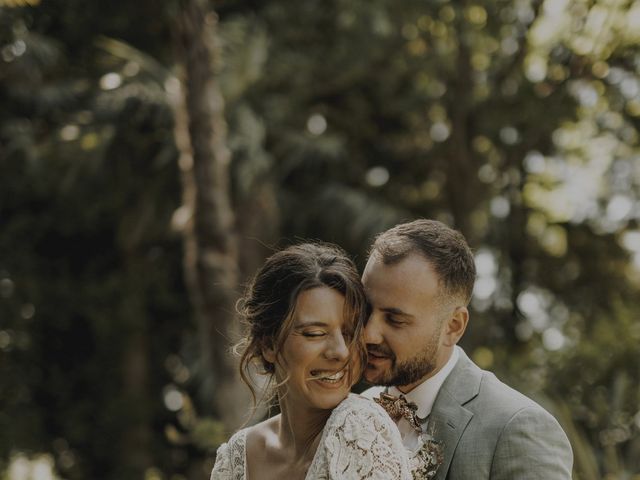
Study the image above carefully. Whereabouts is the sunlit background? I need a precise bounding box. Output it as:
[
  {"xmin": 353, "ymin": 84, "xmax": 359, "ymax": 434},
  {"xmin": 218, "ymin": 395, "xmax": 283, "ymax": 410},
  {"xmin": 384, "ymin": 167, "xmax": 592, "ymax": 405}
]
[{"xmin": 1, "ymin": 0, "xmax": 639, "ymax": 479}]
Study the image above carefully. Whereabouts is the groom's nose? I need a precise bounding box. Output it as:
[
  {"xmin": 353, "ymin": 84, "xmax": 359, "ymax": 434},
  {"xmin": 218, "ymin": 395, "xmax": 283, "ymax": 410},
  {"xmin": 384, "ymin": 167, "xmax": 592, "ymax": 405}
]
[{"xmin": 363, "ymin": 311, "xmax": 383, "ymax": 345}]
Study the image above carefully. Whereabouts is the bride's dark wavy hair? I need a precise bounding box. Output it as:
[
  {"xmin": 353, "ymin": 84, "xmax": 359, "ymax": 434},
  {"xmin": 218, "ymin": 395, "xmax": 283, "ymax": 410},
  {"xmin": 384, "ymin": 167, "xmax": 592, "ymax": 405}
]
[{"xmin": 235, "ymin": 242, "xmax": 368, "ymax": 408}]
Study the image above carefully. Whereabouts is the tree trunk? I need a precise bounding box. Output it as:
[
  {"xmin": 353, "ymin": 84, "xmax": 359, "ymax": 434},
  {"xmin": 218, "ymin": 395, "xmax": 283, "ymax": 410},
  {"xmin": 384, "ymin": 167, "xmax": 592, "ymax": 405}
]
[
  {"xmin": 171, "ymin": 0, "xmax": 249, "ymax": 430},
  {"xmin": 118, "ymin": 256, "xmax": 153, "ymax": 478},
  {"xmin": 445, "ymin": 3, "xmax": 480, "ymax": 244}
]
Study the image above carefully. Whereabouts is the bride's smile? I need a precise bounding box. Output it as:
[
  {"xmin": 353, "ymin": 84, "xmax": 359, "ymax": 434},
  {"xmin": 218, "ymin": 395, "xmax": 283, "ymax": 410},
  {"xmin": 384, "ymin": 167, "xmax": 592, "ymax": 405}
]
[{"xmin": 308, "ymin": 369, "xmax": 346, "ymax": 383}]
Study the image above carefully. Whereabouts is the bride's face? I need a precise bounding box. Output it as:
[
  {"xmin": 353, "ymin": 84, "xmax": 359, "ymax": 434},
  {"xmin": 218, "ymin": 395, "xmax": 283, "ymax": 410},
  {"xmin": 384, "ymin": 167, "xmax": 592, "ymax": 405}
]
[{"xmin": 269, "ymin": 286, "xmax": 359, "ymax": 411}]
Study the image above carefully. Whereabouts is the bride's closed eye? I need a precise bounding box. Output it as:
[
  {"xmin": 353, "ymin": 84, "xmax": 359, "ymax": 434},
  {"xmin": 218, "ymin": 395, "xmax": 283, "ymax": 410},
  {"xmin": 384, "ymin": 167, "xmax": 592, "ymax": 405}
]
[{"xmin": 302, "ymin": 330, "xmax": 326, "ymax": 338}]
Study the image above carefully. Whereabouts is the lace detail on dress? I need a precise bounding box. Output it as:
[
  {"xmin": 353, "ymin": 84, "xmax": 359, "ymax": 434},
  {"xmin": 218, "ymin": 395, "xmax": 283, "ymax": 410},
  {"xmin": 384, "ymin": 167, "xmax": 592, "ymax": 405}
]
[
  {"xmin": 211, "ymin": 429, "xmax": 247, "ymax": 480},
  {"xmin": 308, "ymin": 394, "xmax": 412, "ymax": 480},
  {"xmin": 209, "ymin": 395, "xmax": 410, "ymax": 480}
]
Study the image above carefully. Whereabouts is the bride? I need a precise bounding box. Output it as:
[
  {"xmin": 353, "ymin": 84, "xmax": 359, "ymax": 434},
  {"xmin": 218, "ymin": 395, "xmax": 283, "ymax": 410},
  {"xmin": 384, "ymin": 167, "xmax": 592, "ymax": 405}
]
[{"xmin": 211, "ymin": 243, "xmax": 411, "ymax": 479}]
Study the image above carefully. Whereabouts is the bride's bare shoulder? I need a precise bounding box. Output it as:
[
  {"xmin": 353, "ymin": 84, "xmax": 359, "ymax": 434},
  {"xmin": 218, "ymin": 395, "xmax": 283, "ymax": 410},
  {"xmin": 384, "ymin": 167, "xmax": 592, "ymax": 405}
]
[{"xmin": 245, "ymin": 414, "xmax": 280, "ymax": 452}]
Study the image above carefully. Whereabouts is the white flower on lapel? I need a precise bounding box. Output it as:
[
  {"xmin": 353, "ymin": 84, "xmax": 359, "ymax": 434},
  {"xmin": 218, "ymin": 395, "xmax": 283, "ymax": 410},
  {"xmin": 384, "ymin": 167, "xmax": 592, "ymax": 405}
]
[{"xmin": 409, "ymin": 429, "xmax": 444, "ymax": 479}]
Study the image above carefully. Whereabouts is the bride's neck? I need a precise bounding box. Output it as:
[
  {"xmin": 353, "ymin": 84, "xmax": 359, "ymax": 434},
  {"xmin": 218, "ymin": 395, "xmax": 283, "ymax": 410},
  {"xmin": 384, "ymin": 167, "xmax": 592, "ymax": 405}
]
[{"xmin": 277, "ymin": 398, "xmax": 330, "ymax": 459}]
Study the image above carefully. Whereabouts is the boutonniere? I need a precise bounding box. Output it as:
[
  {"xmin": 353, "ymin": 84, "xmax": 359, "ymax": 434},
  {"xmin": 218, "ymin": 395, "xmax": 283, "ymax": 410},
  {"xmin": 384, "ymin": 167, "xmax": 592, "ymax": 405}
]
[{"xmin": 412, "ymin": 426, "xmax": 443, "ymax": 479}]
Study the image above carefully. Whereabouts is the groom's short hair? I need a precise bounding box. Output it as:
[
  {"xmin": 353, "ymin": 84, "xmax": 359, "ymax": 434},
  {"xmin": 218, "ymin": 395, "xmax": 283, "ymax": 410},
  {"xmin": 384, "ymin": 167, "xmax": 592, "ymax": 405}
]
[{"xmin": 369, "ymin": 219, "xmax": 476, "ymax": 305}]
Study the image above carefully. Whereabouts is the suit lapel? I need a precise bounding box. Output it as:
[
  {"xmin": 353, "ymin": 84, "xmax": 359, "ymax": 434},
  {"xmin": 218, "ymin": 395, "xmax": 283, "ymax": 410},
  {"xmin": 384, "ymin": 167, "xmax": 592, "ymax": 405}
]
[
  {"xmin": 429, "ymin": 389, "xmax": 473, "ymax": 480},
  {"xmin": 430, "ymin": 348, "xmax": 482, "ymax": 480}
]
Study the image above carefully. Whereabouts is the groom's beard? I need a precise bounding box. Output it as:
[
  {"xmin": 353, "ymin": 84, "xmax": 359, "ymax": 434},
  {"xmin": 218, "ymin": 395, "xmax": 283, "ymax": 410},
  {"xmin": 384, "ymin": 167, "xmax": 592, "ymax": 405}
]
[{"xmin": 366, "ymin": 336, "xmax": 440, "ymax": 388}]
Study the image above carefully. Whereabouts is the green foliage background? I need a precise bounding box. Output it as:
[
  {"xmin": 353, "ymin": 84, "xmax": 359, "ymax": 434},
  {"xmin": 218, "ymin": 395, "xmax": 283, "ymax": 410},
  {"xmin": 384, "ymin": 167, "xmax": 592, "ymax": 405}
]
[{"xmin": 1, "ymin": 0, "xmax": 639, "ymax": 479}]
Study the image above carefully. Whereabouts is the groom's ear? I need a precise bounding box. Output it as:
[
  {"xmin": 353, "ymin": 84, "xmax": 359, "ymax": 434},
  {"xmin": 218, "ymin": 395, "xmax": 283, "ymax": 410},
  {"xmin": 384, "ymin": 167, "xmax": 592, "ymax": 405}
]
[{"xmin": 443, "ymin": 306, "xmax": 469, "ymax": 346}]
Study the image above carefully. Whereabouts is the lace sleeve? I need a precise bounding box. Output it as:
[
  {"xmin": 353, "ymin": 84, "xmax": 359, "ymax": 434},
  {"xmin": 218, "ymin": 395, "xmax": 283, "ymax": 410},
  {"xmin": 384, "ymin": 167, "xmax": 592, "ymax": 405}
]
[
  {"xmin": 319, "ymin": 395, "xmax": 411, "ymax": 480},
  {"xmin": 210, "ymin": 429, "xmax": 246, "ymax": 480},
  {"xmin": 211, "ymin": 441, "xmax": 231, "ymax": 480}
]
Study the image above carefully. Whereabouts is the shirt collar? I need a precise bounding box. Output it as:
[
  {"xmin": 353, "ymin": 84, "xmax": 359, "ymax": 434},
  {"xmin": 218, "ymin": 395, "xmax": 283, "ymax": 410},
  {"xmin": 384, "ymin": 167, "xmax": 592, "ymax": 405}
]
[{"xmin": 388, "ymin": 346, "xmax": 460, "ymax": 418}]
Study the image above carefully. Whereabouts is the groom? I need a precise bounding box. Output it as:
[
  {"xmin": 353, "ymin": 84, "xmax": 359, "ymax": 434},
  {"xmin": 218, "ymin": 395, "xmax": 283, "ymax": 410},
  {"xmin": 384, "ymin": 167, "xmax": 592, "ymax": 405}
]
[{"xmin": 361, "ymin": 219, "xmax": 573, "ymax": 479}]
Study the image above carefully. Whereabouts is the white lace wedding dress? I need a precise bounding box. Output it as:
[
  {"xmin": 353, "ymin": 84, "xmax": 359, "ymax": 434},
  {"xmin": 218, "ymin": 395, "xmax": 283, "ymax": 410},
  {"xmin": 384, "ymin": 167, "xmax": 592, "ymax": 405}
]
[{"xmin": 211, "ymin": 394, "xmax": 411, "ymax": 479}]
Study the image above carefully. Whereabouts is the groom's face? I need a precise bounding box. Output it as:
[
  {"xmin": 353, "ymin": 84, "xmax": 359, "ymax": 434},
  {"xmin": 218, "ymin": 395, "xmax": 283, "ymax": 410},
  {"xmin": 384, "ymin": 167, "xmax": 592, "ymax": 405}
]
[{"xmin": 362, "ymin": 251, "xmax": 453, "ymax": 391}]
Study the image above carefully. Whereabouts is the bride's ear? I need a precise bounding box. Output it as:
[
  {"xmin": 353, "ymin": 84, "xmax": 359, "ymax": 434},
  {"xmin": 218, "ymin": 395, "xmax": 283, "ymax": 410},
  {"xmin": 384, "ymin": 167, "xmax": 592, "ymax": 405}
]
[{"xmin": 262, "ymin": 340, "xmax": 276, "ymax": 365}]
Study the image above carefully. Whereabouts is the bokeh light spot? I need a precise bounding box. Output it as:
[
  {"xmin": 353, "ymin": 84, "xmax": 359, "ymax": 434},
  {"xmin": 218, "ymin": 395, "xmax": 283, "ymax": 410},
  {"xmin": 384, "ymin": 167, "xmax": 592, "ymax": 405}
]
[
  {"xmin": 524, "ymin": 151, "xmax": 545, "ymax": 174},
  {"xmin": 60, "ymin": 125, "xmax": 80, "ymax": 141},
  {"xmin": 365, "ymin": 166, "xmax": 390, "ymax": 187},
  {"xmin": 525, "ymin": 54, "xmax": 547, "ymax": 83},
  {"xmin": 20, "ymin": 304, "xmax": 35, "ymax": 320},
  {"xmin": 542, "ymin": 327, "xmax": 565, "ymax": 351},
  {"xmin": 465, "ymin": 5, "xmax": 487, "ymax": 25},
  {"xmin": 606, "ymin": 195, "xmax": 633, "ymax": 222},
  {"xmin": 307, "ymin": 114, "xmax": 327, "ymax": 135},
  {"xmin": 164, "ymin": 387, "xmax": 184, "ymax": 412},
  {"xmin": 80, "ymin": 133, "xmax": 99, "ymax": 150},
  {"xmin": 430, "ymin": 122, "xmax": 450, "ymax": 142},
  {"xmin": 473, "ymin": 347, "xmax": 494, "ymax": 369},
  {"xmin": 490, "ymin": 196, "xmax": 511, "ymax": 218},
  {"xmin": 500, "ymin": 126, "xmax": 520, "ymax": 145},
  {"xmin": 473, "ymin": 277, "xmax": 496, "ymax": 300},
  {"xmin": 123, "ymin": 61, "xmax": 140, "ymax": 77},
  {"xmin": 99, "ymin": 72, "xmax": 122, "ymax": 90},
  {"xmin": 0, "ymin": 278, "xmax": 14, "ymax": 298},
  {"xmin": 475, "ymin": 250, "xmax": 497, "ymax": 276}
]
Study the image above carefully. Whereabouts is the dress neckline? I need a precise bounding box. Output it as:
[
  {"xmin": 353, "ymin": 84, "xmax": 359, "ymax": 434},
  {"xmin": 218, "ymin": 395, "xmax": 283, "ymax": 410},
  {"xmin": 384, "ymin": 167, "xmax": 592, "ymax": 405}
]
[{"xmin": 240, "ymin": 408, "xmax": 330, "ymax": 480}]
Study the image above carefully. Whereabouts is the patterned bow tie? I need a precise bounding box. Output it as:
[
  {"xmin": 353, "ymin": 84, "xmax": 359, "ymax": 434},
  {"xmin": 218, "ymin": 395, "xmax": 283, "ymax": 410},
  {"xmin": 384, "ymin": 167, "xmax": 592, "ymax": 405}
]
[{"xmin": 374, "ymin": 391, "xmax": 427, "ymax": 432}]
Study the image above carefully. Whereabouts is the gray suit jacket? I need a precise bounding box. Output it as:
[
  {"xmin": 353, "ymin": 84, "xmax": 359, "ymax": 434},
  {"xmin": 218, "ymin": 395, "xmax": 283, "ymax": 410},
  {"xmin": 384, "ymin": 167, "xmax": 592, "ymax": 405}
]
[{"xmin": 428, "ymin": 348, "xmax": 573, "ymax": 479}]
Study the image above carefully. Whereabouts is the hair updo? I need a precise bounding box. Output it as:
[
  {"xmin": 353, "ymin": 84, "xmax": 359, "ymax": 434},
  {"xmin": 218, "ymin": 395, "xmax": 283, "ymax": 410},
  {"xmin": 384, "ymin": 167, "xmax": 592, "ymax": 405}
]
[{"xmin": 237, "ymin": 242, "xmax": 368, "ymax": 404}]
